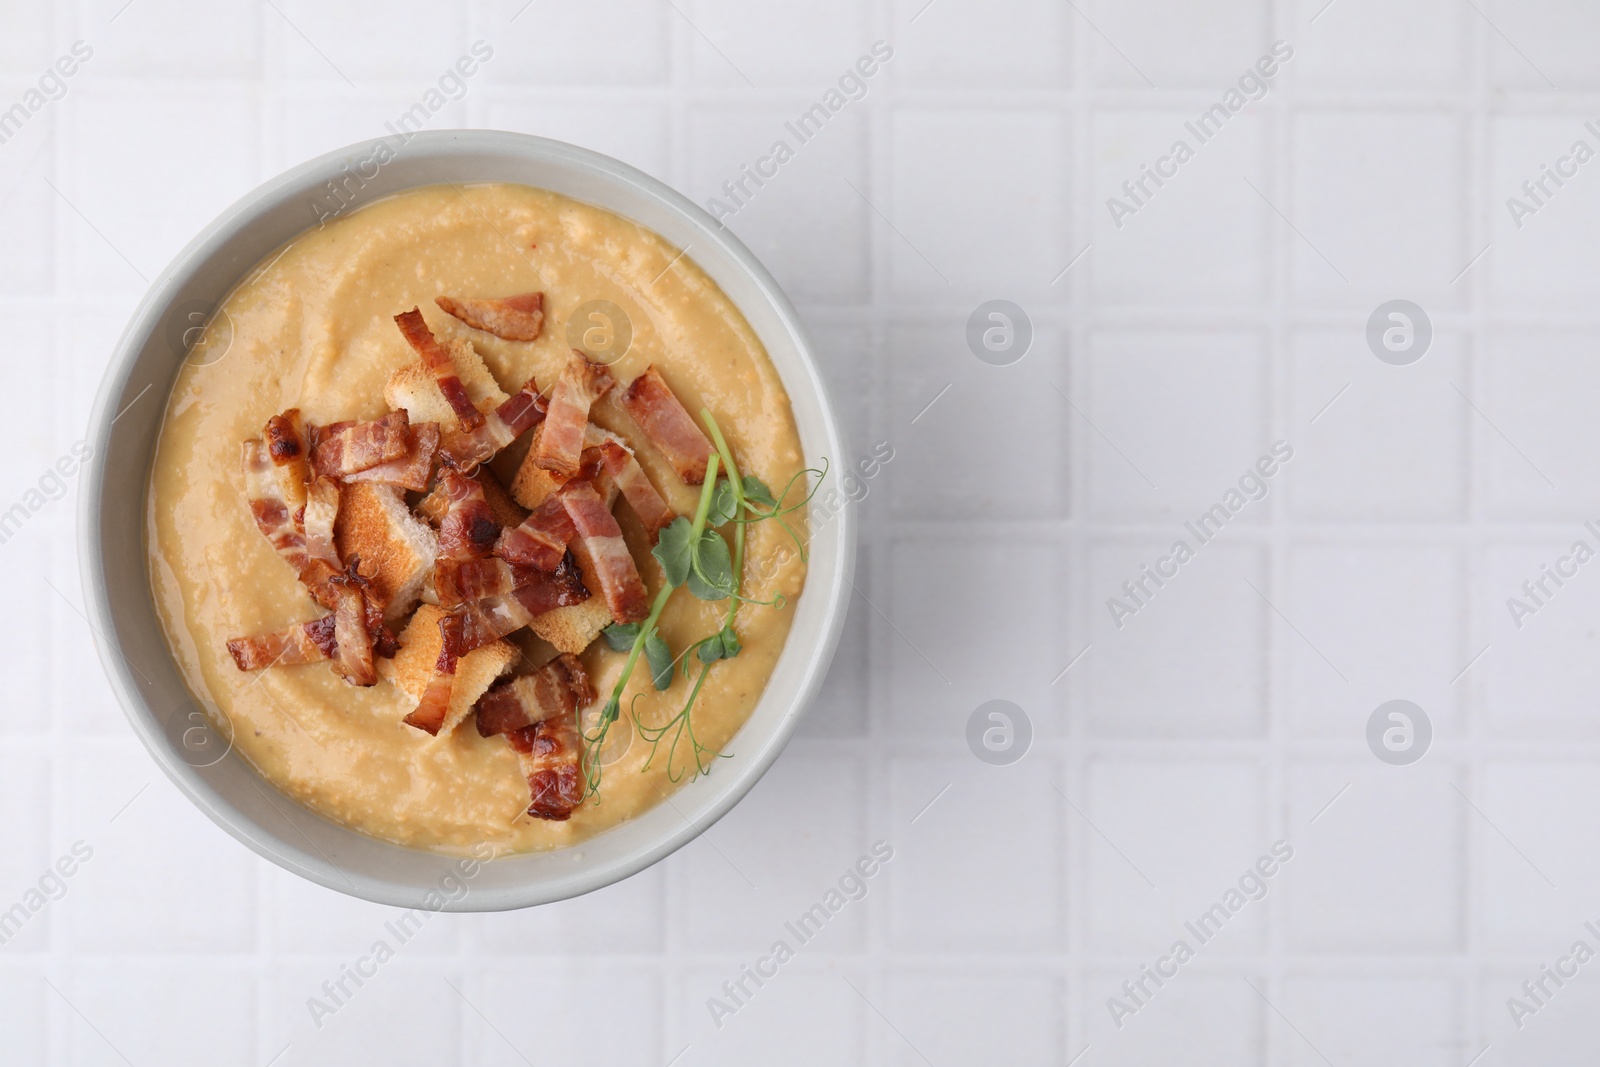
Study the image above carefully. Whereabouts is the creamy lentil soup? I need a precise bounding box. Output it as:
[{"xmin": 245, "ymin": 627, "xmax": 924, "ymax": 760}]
[{"xmin": 146, "ymin": 183, "xmax": 808, "ymax": 854}]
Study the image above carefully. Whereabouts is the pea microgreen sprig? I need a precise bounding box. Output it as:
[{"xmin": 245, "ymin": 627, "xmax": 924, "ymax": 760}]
[{"xmin": 582, "ymin": 410, "xmax": 829, "ymax": 797}]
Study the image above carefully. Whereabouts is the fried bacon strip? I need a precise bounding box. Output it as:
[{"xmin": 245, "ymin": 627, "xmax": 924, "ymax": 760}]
[
  {"xmin": 598, "ymin": 440, "xmax": 674, "ymax": 543},
  {"xmin": 405, "ymin": 614, "xmax": 461, "ymax": 735},
  {"xmin": 446, "ymin": 555, "xmax": 590, "ymax": 656},
  {"xmin": 534, "ymin": 351, "xmax": 615, "ymax": 478},
  {"xmin": 561, "ymin": 481, "xmax": 650, "ymax": 623},
  {"xmin": 243, "ymin": 440, "xmax": 310, "ymax": 574},
  {"xmin": 476, "ymin": 654, "xmax": 593, "ymax": 737},
  {"xmin": 312, "ymin": 411, "xmax": 412, "ymax": 478},
  {"xmin": 394, "ymin": 308, "xmax": 484, "ymax": 430},
  {"xmin": 505, "ymin": 715, "xmax": 584, "ymax": 820},
  {"xmin": 329, "ymin": 575, "xmax": 377, "ymax": 686},
  {"xmin": 227, "ymin": 614, "xmax": 337, "ymax": 671},
  {"xmin": 617, "ymin": 365, "xmax": 714, "ymax": 484},
  {"xmin": 225, "ymin": 585, "xmax": 395, "ymax": 675},
  {"xmin": 436, "ymin": 469, "xmax": 501, "ymax": 561},
  {"xmin": 343, "ymin": 422, "xmax": 440, "ymax": 493},
  {"xmin": 495, "ymin": 494, "xmax": 576, "ymax": 571},
  {"xmin": 264, "ymin": 409, "xmax": 312, "ymax": 515},
  {"xmin": 437, "ymin": 376, "xmax": 547, "ymax": 473},
  {"xmin": 435, "ymin": 292, "xmax": 544, "ymax": 342}
]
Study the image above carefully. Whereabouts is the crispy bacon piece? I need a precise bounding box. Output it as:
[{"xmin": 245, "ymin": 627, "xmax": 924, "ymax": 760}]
[
  {"xmin": 343, "ymin": 422, "xmax": 440, "ymax": 493},
  {"xmin": 534, "ymin": 351, "xmax": 615, "ymax": 478},
  {"xmin": 505, "ymin": 715, "xmax": 584, "ymax": 820},
  {"xmin": 495, "ymin": 494, "xmax": 576, "ymax": 571},
  {"xmin": 476, "ymin": 654, "xmax": 594, "ymax": 737},
  {"xmin": 435, "ymin": 292, "xmax": 544, "ymax": 342},
  {"xmin": 433, "ymin": 557, "xmax": 542, "ymax": 608},
  {"xmin": 437, "ymin": 376, "xmax": 547, "ymax": 473},
  {"xmin": 617, "ymin": 365, "xmax": 714, "ymax": 484},
  {"xmin": 598, "ymin": 440, "xmax": 674, "ymax": 543},
  {"xmin": 436, "ymin": 469, "xmax": 500, "ymax": 561},
  {"xmin": 227, "ymin": 614, "xmax": 338, "ymax": 671},
  {"xmin": 329, "ymin": 579, "xmax": 376, "ymax": 686},
  {"xmin": 243, "ymin": 440, "xmax": 310, "ymax": 574},
  {"xmin": 561, "ymin": 481, "xmax": 649, "ymax": 623},
  {"xmin": 445, "ymin": 555, "xmax": 590, "ymax": 656},
  {"xmin": 264, "ymin": 409, "xmax": 312, "ymax": 514},
  {"xmin": 312, "ymin": 411, "xmax": 412, "ymax": 478},
  {"xmin": 394, "ymin": 307, "xmax": 484, "ymax": 430},
  {"xmin": 405, "ymin": 614, "xmax": 462, "ymax": 735}
]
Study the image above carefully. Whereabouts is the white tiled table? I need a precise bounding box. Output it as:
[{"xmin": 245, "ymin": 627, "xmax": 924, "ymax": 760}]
[{"xmin": 6, "ymin": 0, "xmax": 1600, "ymax": 1062}]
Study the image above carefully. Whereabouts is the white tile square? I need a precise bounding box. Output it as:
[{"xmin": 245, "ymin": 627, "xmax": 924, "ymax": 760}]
[
  {"xmin": 1486, "ymin": 118, "xmax": 1600, "ymax": 309},
  {"xmin": 0, "ymin": 752, "xmax": 50, "ymax": 951},
  {"xmin": 884, "ymin": 971, "xmax": 1062, "ymax": 1066},
  {"xmin": 480, "ymin": 97, "xmax": 668, "ymax": 178},
  {"xmin": 888, "ymin": 108, "xmax": 1068, "ymax": 300},
  {"xmin": 1482, "ymin": 763, "xmax": 1600, "ymax": 950},
  {"xmin": 886, "ymin": 321, "xmax": 1067, "ymax": 521},
  {"xmin": 65, "ymin": 965, "xmax": 254, "ymax": 1067},
  {"xmin": 274, "ymin": 92, "xmax": 468, "ymax": 173},
  {"xmin": 274, "ymin": 0, "xmax": 466, "ymax": 82},
  {"xmin": 1085, "ymin": 759, "xmax": 1270, "ymax": 954},
  {"xmin": 680, "ymin": 967, "xmax": 863, "ymax": 1065},
  {"xmin": 686, "ymin": 0, "xmax": 871, "ymax": 87},
  {"xmin": 1085, "ymin": 541, "xmax": 1267, "ymax": 737},
  {"xmin": 466, "ymin": 967, "xmax": 660, "ymax": 1065},
  {"xmin": 1484, "ymin": 0, "xmax": 1600, "ymax": 91},
  {"xmin": 687, "ymin": 104, "xmax": 868, "ymax": 304},
  {"xmin": 1482, "ymin": 332, "xmax": 1600, "ymax": 519},
  {"xmin": 888, "ymin": 757, "xmax": 1062, "ymax": 951},
  {"xmin": 1090, "ymin": 109, "xmax": 1266, "ymax": 305},
  {"xmin": 67, "ymin": 89, "xmax": 258, "ymax": 292},
  {"xmin": 1083, "ymin": 972, "xmax": 1263, "ymax": 1064},
  {"xmin": 0, "ymin": 972, "xmax": 45, "ymax": 1064},
  {"xmin": 475, "ymin": 862, "xmax": 664, "ymax": 953},
  {"xmin": 265, "ymin": 960, "xmax": 461, "ymax": 1063},
  {"xmin": 1086, "ymin": 330, "xmax": 1268, "ymax": 522},
  {"xmin": 1088, "ymin": 0, "xmax": 1271, "ymax": 88},
  {"xmin": 0, "ymin": 547, "xmax": 52, "ymax": 736},
  {"xmin": 886, "ymin": 535, "xmax": 1063, "ymax": 739},
  {"xmin": 1291, "ymin": 0, "xmax": 1465, "ymax": 90},
  {"xmin": 1482, "ymin": 543, "xmax": 1600, "ymax": 738},
  {"xmin": 0, "ymin": 2, "xmax": 52, "ymax": 73},
  {"xmin": 64, "ymin": 746, "xmax": 257, "ymax": 953},
  {"xmin": 0, "ymin": 143, "xmax": 55, "ymax": 295},
  {"xmin": 1282, "ymin": 976, "xmax": 1461, "ymax": 1067},
  {"xmin": 891, "ymin": 0, "xmax": 1070, "ymax": 87},
  {"xmin": 1287, "ymin": 330, "xmax": 1469, "ymax": 522},
  {"xmin": 1484, "ymin": 963, "xmax": 1600, "ymax": 1062},
  {"xmin": 479, "ymin": 0, "xmax": 667, "ymax": 84},
  {"xmin": 1285, "ymin": 762, "xmax": 1464, "ymax": 953},
  {"xmin": 682, "ymin": 753, "xmax": 868, "ymax": 951},
  {"xmin": 92, "ymin": 0, "xmax": 261, "ymax": 78},
  {"xmin": 1290, "ymin": 112, "xmax": 1466, "ymax": 308},
  {"xmin": 1287, "ymin": 544, "xmax": 1465, "ymax": 738}
]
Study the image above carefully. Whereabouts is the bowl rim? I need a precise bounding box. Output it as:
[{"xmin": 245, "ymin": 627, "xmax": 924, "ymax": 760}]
[{"xmin": 77, "ymin": 129, "xmax": 856, "ymax": 910}]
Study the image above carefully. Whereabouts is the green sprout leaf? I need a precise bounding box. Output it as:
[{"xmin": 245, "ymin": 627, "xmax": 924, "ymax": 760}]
[
  {"xmin": 707, "ymin": 478, "xmax": 738, "ymax": 526},
  {"xmin": 742, "ymin": 475, "xmax": 777, "ymax": 508},
  {"xmin": 652, "ymin": 516, "xmax": 694, "ymax": 588},
  {"xmin": 698, "ymin": 626, "xmax": 741, "ymax": 663},
  {"xmin": 645, "ymin": 631, "xmax": 673, "ymax": 691},
  {"xmin": 686, "ymin": 528, "xmax": 734, "ymax": 601},
  {"xmin": 602, "ymin": 622, "xmax": 641, "ymax": 652}
]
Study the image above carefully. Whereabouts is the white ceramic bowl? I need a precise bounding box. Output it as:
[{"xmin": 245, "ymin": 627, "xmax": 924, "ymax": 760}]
[{"xmin": 78, "ymin": 130, "xmax": 855, "ymax": 911}]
